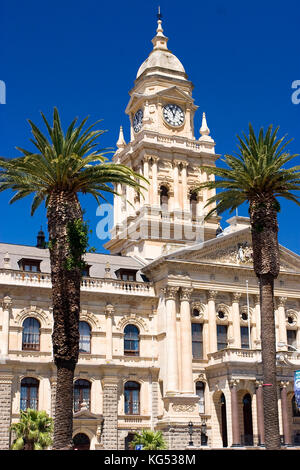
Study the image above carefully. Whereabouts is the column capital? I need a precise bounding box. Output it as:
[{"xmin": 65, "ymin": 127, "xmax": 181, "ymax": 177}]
[
  {"xmin": 277, "ymin": 296, "xmax": 287, "ymax": 308},
  {"xmin": 163, "ymin": 286, "xmax": 179, "ymax": 300},
  {"xmin": 229, "ymin": 378, "xmax": 240, "ymax": 388},
  {"xmin": 2, "ymin": 296, "xmax": 12, "ymax": 310},
  {"xmin": 231, "ymin": 292, "xmax": 242, "ymax": 303},
  {"xmin": 280, "ymin": 380, "xmax": 289, "ymax": 388},
  {"xmin": 143, "ymin": 155, "xmax": 151, "ymax": 162},
  {"xmin": 180, "ymin": 287, "xmax": 193, "ymax": 301},
  {"xmin": 207, "ymin": 290, "xmax": 218, "ymax": 301},
  {"xmin": 255, "ymin": 380, "xmax": 264, "ymax": 388},
  {"xmin": 254, "ymin": 294, "xmax": 260, "ymax": 305},
  {"xmin": 152, "ymin": 156, "xmax": 159, "ymax": 163}
]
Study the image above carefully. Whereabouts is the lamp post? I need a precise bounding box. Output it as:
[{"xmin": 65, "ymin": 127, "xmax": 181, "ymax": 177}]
[
  {"xmin": 201, "ymin": 421, "xmax": 207, "ymax": 446},
  {"xmin": 188, "ymin": 421, "xmax": 194, "ymax": 447}
]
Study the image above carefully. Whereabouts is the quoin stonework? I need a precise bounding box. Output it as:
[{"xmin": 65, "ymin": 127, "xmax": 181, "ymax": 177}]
[{"xmin": 1, "ymin": 17, "xmax": 300, "ymax": 450}]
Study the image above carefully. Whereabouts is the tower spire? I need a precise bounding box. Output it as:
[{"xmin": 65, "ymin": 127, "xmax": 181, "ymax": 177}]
[
  {"xmin": 116, "ymin": 125, "xmax": 126, "ymax": 151},
  {"xmin": 152, "ymin": 6, "xmax": 168, "ymax": 51},
  {"xmin": 199, "ymin": 112, "xmax": 214, "ymax": 143}
]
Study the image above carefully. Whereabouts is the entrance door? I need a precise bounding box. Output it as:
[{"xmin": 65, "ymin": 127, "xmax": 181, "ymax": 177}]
[
  {"xmin": 73, "ymin": 433, "xmax": 90, "ymax": 450},
  {"xmin": 243, "ymin": 394, "xmax": 253, "ymax": 446},
  {"xmin": 220, "ymin": 393, "xmax": 228, "ymax": 447}
]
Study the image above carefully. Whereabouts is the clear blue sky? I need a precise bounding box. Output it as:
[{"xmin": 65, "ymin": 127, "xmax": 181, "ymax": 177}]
[{"xmin": 0, "ymin": 0, "xmax": 299, "ymax": 253}]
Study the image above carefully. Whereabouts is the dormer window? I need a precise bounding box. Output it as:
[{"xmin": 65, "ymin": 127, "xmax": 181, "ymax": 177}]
[
  {"xmin": 115, "ymin": 269, "xmax": 137, "ymax": 282},
  {"xmin": 81, "ymin": 265, "xmax": 91, "ymax": 277},
  {"xmin": 18, "ymin": 258, "xmax": 41, "ymax": 273}
]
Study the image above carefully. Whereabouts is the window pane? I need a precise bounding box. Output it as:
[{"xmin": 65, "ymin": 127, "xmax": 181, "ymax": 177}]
[
  {"xmin": 287, "ymin": 330, "xmax": 297, "ymax": 350},
  {"xmin": 241, "ymin": 326, "xmax": 249, "ymax": 349},
  {"xmin": 217, "ymin": 325, "xmax": 227, "ymax": 350},
  {"xmin": 22, "ymin": 318, "xmax": 40, "ymax": 350},
  {"xmin": 79, "ymin": 322, "xmax": 91, "ymax": 353},
  {"xmin": 192, "ymin": 323, "xmax": 203, "ymax": 359},
  {"xmin": 196, "ymin": 382, "xmax": 205, "ymax": 413}
]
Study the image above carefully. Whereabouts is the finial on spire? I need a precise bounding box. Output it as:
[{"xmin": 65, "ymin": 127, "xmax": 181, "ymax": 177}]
[
  {"xmin": 199, "ymin": 112, "xmax": 215, "ymax": 143},
  {"xmin": 157, "ymin": 6, "xmax": 162, "ymax": 21},
  {"xmin": 116, "ymin": 125, "xmax": 126, "ymax": 150}
]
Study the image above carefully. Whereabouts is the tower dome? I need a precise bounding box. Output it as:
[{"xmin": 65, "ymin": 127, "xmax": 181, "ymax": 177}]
[{"xmin": 136, "ymin": 16, "xmax": 186, "ymax": 80}]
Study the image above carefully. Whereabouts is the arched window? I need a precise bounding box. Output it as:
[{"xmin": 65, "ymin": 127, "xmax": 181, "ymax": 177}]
[
  {"xmin": 190, "ymin": 190, "xmax": 198, "ymax": 220},
  {"xmin": 196, "ymin": 381, "xmax": 205, "ymax": 413},
  {"xmin": 160, "ymin": 185, "xmax": 169, "ymax": 209},
  {"xmin": 124, "ymin": 324, "xmax": 140, "ymax": 356},
  {"xmin": 124, "ymin": 381, "xmax": 140, "ymax": 415},
  {"xmin": 20, "ymin": 377, "xmax": 39, "ymax": 411},
  {"xmin": 79, "ymin": 321, "xmax": 91, "ymax": 354},
  {"xmin": 74, "ymin": 379, "xmax": 91, "ymax": 412},
  {"xmin": 22, "ymin": 317, "xmax": 40, "ymax": 351}
]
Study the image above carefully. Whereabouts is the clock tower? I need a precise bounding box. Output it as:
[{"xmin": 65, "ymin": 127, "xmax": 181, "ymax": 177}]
[{"xmin": 104, "ymin": 16, "xmax": 220, "ymax": 259}]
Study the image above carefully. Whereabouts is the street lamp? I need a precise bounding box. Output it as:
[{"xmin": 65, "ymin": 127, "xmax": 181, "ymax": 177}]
[
  {"xmin": 201, "ymin": 421, "xmax": 207, "ymax": 446},
  {"xmin": 188, "ymin": 421, "xmax": 194, "ymax": 447}
]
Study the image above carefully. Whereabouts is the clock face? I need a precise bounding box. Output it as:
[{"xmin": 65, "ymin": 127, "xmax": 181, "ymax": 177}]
[
  {"xmin": 163, "ymin": 104, "xmax": 185, "ymax": 127},
  {"xmin": 133, "ymin": 109, "xmax": 143, "ymax": 133}
]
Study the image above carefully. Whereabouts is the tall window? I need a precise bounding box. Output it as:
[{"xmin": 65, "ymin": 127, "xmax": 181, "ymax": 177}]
[
  {"xmin": 124, "ymin": 381, "xmax": 140, "ymax": 415},
  {"xmin": 20, "ymin": 377, "xmax": 39, "ymax": 411},
  {"xmin": 79, "ymin": 321, "xmax": 91, "ymax": 353},
  {"xmin": 241, "ymin": 326, "xmax": 250, "ymax": 349},
  {"xmin": 160, "ymin": 186, "xmax": 169, "ymax": 209},
  {"xmin": 190, "ymin": 190, "xmax": 198, "ymax": 220},
  {"xmin": 192, "ymin": 323, "xmax": 203, "ymax": 359},
  {"xmin": 124, "ymin": 324, "xmax": 140, "ymax": 356},
  {"xmin": 217, "ymin": 325, "xmax": 228, "ymax": 350},
  {"xmin": 22, "ymin": 317, "xmax": 40, "ymax": 351},
  {"xmin": 74, "ymin": 379, "xmax": 91, "ymax": 412},
  {"xmin": 196, "ymin": 381, "xmax": 205, "ymax": 413},
  {"xmin": 287, "ymin": 329, "xmax": 297, "ymax": 351},
  {"xmin": 292, "ymin": 395, "xmax": 300, "ymax": 417}
]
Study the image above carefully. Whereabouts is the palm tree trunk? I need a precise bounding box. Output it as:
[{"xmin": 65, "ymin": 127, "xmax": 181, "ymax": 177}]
[
  {"xmin": 249, "ymin": 196, "xmax": 281, "ymax": 450},
  {"xmin": 47, "ymin": 190, "xmax": 82, "ymax": 450},
  {"xmin": 259, "ymin": 273, "xmax": 281, "ymax": 450}
]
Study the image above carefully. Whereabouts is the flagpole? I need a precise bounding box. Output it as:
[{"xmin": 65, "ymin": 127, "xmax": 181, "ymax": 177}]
[{"xmin": 246, "ymin": 280, "xmax": 252, "ymax": 349}]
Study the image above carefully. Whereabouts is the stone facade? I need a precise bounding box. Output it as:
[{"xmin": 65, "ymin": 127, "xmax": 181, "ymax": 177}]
[{"xmin": 1, "ymin": 16, "xmax": 300, "ymax": 451}]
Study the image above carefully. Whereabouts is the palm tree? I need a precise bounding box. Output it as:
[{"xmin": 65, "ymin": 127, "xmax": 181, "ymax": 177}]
[
  {"xmin": 11, "ymin": 409, "xmax": 53, "ymax": 450},
  {"xmin": 130, "ymin": 430, "xmax": 167, "ymax": 450},
  {"xmin": 197, "ymin": 123, "xmax": 300, "ymax": 450},
  {"xmin": 0, "ymin": 108, "xmax": 147, "ymax": 449}
]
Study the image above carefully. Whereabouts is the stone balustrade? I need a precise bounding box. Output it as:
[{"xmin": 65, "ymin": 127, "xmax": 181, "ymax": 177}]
[{"xmin": 0, "ymin": 269, "xmax": 155, "ymax": 296}]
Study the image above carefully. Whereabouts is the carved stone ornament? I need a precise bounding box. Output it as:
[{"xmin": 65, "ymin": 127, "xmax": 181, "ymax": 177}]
[
  {"xmin": 105, "ymin": 304, "xmax": 115, "ymax": 316},
  {"xmin": 172, "ymin": 403, "xmax": 196, "ymax": 413},
  {"xmin": 207, "ymin": 290, "xmax": 218, "ymax": 301},
  {"xmin": 2, "ymin": 296, "xmax": 12, "ymax": 310},
  {"xmin": 163, "ymin": 286, "xmax": 179, "ymax": 300},
  {"xmin": 200, "ymin": 242, "xmax": 253, "ymax": 266},
  {"xmin": 180, "ymin": 287, "xmax": 193, "ymax": 301}
]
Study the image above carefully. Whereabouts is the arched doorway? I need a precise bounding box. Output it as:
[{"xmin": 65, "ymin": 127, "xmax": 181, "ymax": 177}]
[
  {"xmin": 73, "ymin": 433, "xmax": 90, "ymax": 450},
  {"xmin": 243, "ymin": 393, "xmax": 253, "ymax": 446},
  {"xmin": 220, "ymin": 393, "xmax": 228, "ymax": 448},
  {"xmin": 125, "ymin": 432, "xmax": 136, "ymax": 450}
]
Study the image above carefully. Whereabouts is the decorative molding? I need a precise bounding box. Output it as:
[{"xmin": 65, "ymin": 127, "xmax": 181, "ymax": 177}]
[
  {"xmin": 232, "ymin": 292, "xmax": 242, "ymax": 303},
  {"xmin": 172, "ymin": 403, "xmax": 196, "ymax": 413},
  {"xmin": 80, "ymin": 310, "xmax": 101, "ymax": 329},
  {"xmin": 116, "ymin": 314, "xmax": 149, "ymax": 333},
  {"xmin": 162, "ymin": 286, "xmax": 179, "ymax": 301},
  {"xmin": 277, "ymin": 297, "xmax": 287, "ymax": 308},
  {"xmin": 14, "ymin": 306, "xmax": 51, "ymax": 327},
  {"xmin": 2, "ymin": 295, "xmax": 12, "ymax": 310},
  {"xmin": 105, "ymin": 304, "xmax": 115, "ymax": 317},
  {"xmin": 229, "ymin": 379, "xmax": 240, "ymax": 388}
]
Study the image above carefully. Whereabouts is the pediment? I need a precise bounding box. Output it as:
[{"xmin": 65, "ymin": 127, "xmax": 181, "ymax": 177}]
[
  {"xmin": 156, "ymin": 86, "xmax": 195, "ymax": 105},
  {"xmin": 166, "ymin": 229, "xmax": 300, "ymax": 273},
  {"xmin": 73, "ymin": 408, "xmax": 102, "ymax": 420}
]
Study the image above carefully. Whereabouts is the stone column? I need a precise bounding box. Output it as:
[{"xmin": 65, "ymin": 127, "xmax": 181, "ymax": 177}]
[
  {"xmin": 0, "ymin": 374, "xmax": 13, "ymax": 450},
  {"xmin": 143, "ymin": 156, "xmax": 150, "ymax": 205},
  {"xmin": 1, "ymin": 296, "xmax": 12, "ymax": 357},
  {"xmin": 181, "ymin": 161, "xmax": 189, "ymax": 211},
  {"xmin": 230, "ymin": 379, "xmax": 241, "ymax": 447},
  {"xmin": 280, "ymin": 381, "xmax": 292, "ymax": 446},
  {"xmin": 102, "ymin": 377, "xmax": 119, "ymax": 450},
  {"xmin": 231, "ymin": 293, "xmax": 241, "ymax": 349},
  {"xmin": 105, "ymin": 304, "xmax": 114, "ymax": 361},
  {"xmin": 172, "ymin": 161, "xmax": 180, "ymax": 211},
  {"xmin": 179, "ymin": 287, "xmax": 194, "ymax": 394},
  {"xmin": 50, "ymin": 376, "xmax": 57, "ymax": 419},
  {"xmin": 254, "ymin": 295, "xmax": 261, "ymax": 349},
  {"xmin": 277, "ymin": 297, "xmax": 288, "ymax": 350},
  {"xmin": 255, "ymin": 380, "xmax": 265, "ymax": 446},
  {"xmin": 207, "ymin": 290, "xmax": 218, "ymax": 353},
  {"xmin": 151, "ymin": 157, "xmax": 159, "ymax": 206},
  {"xmin": 164, "ymin": 286, "xmax": 180, "ymax": 395}
]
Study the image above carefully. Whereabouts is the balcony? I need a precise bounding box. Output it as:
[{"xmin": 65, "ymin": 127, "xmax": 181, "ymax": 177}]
[
  {"xmin": 0, "ymin": 268, "xmax": 155, "ymax": 297},
  {"xmin": 207, "ymin": 348, "xmax": 261, "ymax": 366}
]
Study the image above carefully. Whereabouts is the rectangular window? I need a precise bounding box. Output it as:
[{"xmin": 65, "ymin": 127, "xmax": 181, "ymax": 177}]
[
  {"xmin": 115, "ymin": 269, "xmax": 137, "ymax": 282},
  {"xmin": 217, "ymin": 325, "xmax": 228, "ymax": 351},
  {"xmin": 18, "ymin": 258, "xmax": 41, "ymax": 273},
  {"xmin": 192, "ymin": 323, "xmax": 203, "ymax": 359},
  {"xmin": 241, "ymin": 326, "xmax": 250, "ymax": 349},
  {"xmin": 287, "ymin": 329, "xmax": 297, "ymax": 351}
]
